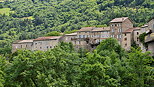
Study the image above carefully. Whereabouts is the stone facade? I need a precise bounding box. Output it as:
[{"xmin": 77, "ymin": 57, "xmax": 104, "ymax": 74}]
[
  {"xmin": 110, "ymin": 17, "xmax": 133, "ymax": 44},
  {"xmin": 12, "ymin": 17, "xmax": 154, "ymax": 55},
  {"xmin": 122, "ymin": 28, "xmax": 134, "ymax": 50},
  {"xmin": 12, "ymin": 40, "xmax": 33, "ymax": 53},
  {"xmin": 147, "ymin": 19, "xmax": 154, "ymax": 32},
  {"xmin": 33, "ymin": 36, "xmax": 61, "ymax": 51},
  {"xmin": 12, "ymin": 36, "xmax": 61, "ymax": 52}
]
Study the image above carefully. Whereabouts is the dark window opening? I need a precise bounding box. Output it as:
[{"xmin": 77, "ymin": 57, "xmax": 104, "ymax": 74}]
[{"xmin": 124, "ymin": 38, "xmax": 127, "ymax": 41}]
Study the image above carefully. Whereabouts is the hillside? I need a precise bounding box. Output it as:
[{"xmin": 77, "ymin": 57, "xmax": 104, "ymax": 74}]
[{"xmin": 0, "ymin": 0, "xmax": 154, "ymax": 53}]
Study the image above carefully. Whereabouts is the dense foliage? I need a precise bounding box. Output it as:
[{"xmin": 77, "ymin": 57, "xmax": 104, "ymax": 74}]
[
  {"xmin": 0, "ymin": 0, "xmax": 154, "ymax": 53},
  {"xmin": 0, "ymin": 38, "xmax": 153, "ymax": 86}
]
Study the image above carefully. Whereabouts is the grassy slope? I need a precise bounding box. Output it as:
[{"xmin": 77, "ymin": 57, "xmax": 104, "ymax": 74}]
[{"xmin": 0, "ymin": 8, "xmax": 14, "ymax": 15}]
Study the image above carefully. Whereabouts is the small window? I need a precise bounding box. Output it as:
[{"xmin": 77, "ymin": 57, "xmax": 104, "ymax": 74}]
[
  {"xmin": 125, "ymin": 44, "xmax": 127, "ymax": 47},
  {"xmin": 137, "ymin": 37, "xmax": 139, "ymax": 41},
  {"xmin": 124, "ymin": 38, "xmax": 127, "ymax": 41},
  {"xmin": 26, "ymin": 45, "xmax": 27, "ymax": 47},
  {"xmin": 21, "ymin": 45, "xmax": 22, "ymax": 48},
  {"xmin": 47, "ymin": 46, "xmax": 48, "ymax": 49},
  {"xmin": 137, "ymin": 32, "xmax": 139, "ymax": 35},
  {"xmin": 50, "ymin": 46, "xmax": 52, "ymax": 48},
  {"xmin": 35, "ymin": 43, "xmax": 37, "ymax": 45},
  {"xmin": 125, "ymin": 34, "xmax": 126, "ymax": 36},
  {"xmin": 40, "ymin": 47, "xmax": 42, "ymax": 49}
]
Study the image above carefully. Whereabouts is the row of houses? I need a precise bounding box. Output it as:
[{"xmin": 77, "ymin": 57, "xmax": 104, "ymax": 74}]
[{"xmin": 12, "ymin": 17, "xmax": 154, "ymax": 55}]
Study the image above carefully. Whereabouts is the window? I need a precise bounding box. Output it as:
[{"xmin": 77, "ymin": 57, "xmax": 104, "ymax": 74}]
[
  {"xmin": 40, "ymin": 47, "xmax": 42, "ymax": 49},
  {"xmin": 124, "ymin": 38, "xmax": 127, "ymax": 41},
  {"xmin": 83, "ymin": 35, "xmax": 85, "ymax": 38},
  {"xmin": 125, "ymin": 44, "xmax": 127, "ymax": 47},
  {"xmin": 119, "ymin": 35, "xmax": 122, "ymax": 38},
  {"xmin": 117, "ymin": 35, "xmax": 119, "ymax": 38},
  {"xmin": 112, "ymin": 29, "xmax": 114, "ymax": 32},
  {"xmin": 137, "ymin": 32, "xmax": 139, "ymax": 35},
  {"xmin": 125, "ymin": 33, "xmax": 126, "ymax": 36},
  {"xmin": 35, "ymin": 43, "xmax": 37, "ymax": 45},
  {"xmin": 50, "ymin": 46, "xmax": 52, "ymax": 48},
  {"xmin": 137, "ymin": 37, "xmax": 139, "ymax": 41},
  {"xmin": 47, "ymin": 46, "xmax": 48, "ymax": 49},
  {"xmin": 26, "ymin": 45, "xmax": 27, "ymax": 47},
  {"xmin": 21, "ymin": 45, "xmax": 22, "ymax": 48},
  {"xmin": 79, "ymin": 41, "xmax": 80, "ymax": 44}
]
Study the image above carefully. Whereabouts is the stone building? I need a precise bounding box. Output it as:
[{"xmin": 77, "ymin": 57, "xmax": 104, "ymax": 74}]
[
  {"xmin": 144, "ymin": 18, "xmax": 154, "ymax": 56},
  {"xmin": 122, "ymin": 27, "xmax": 141, "ymax": 50},
  {"xmin": 33, "ymin": 36, "xmax": 61, "ymax": 51},
  {"xmin": 72, "ymin": 27, "xmax": 110, "ymax": 49},
  {"xmin": 110, "ymin": 17, "xmax": 134, "ymax": 44},
  {"xmin": 12, "ymin": 40, "xmax": 33, "ymax": 53},
  {"xmin": 147, "ymin": 18, "xmax": 154, "ymax": 32},
  {"xmin": 122, "ymin": 28, "xmax": 134, "ymax": 50},
  {"xmin": 61, "ymin": 33, "xmax": 77, "ymax": 45}
]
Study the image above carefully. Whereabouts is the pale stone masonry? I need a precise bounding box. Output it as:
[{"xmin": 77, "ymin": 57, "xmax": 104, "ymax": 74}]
[
  {"xmin": 12, "ymin": 40, "xmax": 33, "ymax": 53},
  {"xmin": 110, "ymin": 17, "xmax": 134, "ymax": 45},
  {"xmin": 145, "ymin": 17, "xmax": 154, "ymax": 56},
  {"xmin": 12, "ymin": 17, "xmax": 154, "ymax": 55}
]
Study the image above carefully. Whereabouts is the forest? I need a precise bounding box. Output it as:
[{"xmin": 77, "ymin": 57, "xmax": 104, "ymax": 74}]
[
  {"xmin": 0, "ymin": 38, "xmax": 153, "ymax": 87},
  {"xmin": 0, "ymin": 0, "xmax": 154, "ymax": 53}
]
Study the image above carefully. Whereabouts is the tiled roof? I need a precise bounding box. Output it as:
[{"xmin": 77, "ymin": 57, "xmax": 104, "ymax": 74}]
[
  {"xmin": 65, "ymin": 33, "xmax": 77, "ymax": 36},
  {"xmin": 34, "ymin": 36, "xmax": 61, "ymax": 41},
  {"xmin": 110, "ymin": 17, "xmax": 129, "ymax": 23},
  {"xmin": 133, "ymin": 27, "xmax": 141, "ymax": 30},
  {"xmin": 123, "ymin": 27, "xmax": 141, "ymax": 33},
  {"xmin": 19, "ymin": 40, "xmax": 33, "ymax": 43},
  {"xmin": 13, "ymin": 40, "xmax": 33, "ymax": 44},
  {"xmin": 92, "ymin": 27, "xmax": 110, "ymax": 31},
  {"xmin": 79, "ymin": 27, "xmax": 95, "ymax": 31}
]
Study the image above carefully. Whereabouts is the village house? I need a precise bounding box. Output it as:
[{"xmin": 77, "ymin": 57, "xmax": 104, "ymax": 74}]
[
  {"xmin": 144, "ymin": 18, "xmax": 154, "ymax": 56},
  {"xmin": 61, "ymin": 32, "xmax": 77, "ymax": 45},
  {"xmin": 110, "ymin": 17, "xmax": 134, "ymax": 45},
  {"xmin": 12, "ymin": 40, "xmax": 33, "ymax": 53},
  {"xmin": 12, "ymin": 17, "xmax": 154, "ymax": 55},
  {"xmin": 33, "ymin": 36, "xmax": 61, "ymax": 51},
  {"xmin": 122, "ymin": 27, "xmax": 141, "ymax": 50}
]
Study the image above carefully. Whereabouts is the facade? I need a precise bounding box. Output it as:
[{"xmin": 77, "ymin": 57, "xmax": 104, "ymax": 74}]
[
  {"xmin": 145, "ymin": 33, "xmax": 154, "ymax": 56},
  {"xmin": 147, "ymin": 18, "xmax": 154, "ymax": 32},
  {"xmin": 72, "ymin": 27, "xmax": 110, "ymax": 49},
  {"xmin": 61, "ymin": 33, "xmax": 77, "ymax": 44},
  {"xmin": 133, "ymin": 27, "xmax": 141, "ymax": 45},
  {"xmin": 12, "ymin": 17, "xmax": 154, "ymax": 55},
  {"xmin": 122, "ymin": 28, "xmax": 134, "ymax": 50},
  {"xmin": 12, "ymin": 36, "xmax": 61, "ymax": 52},
  {"xmin": 33, "ymin": 36, "xmax": 61, "ymax": 51},
  {"xmin": 12, "ymin": 40, "xmax": 33, "ymax": 53},
  {"xmin": 110, "ymin": 17, "xmax": 133, "ymax": 44}
]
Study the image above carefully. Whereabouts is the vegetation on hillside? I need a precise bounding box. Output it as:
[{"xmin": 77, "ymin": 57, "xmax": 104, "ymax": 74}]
[
  {"xmin": 0, "ymin": 0, "xmax": 154, "ymax": 53},
  {"xmin": 0, "ymin": 38, "xmax": 153, "ymax": 86}
]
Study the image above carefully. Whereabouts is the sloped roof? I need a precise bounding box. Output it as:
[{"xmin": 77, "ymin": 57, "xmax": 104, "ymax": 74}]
[
  {"xmin": 13, "ymin": 40, "xmax": 33, "ymax": 44},
  {"xmin": 65, "ymin": 33, "xmax": 77, "ymax": 36},
  {"xmin": 123, "ymin": 27, "xmax": 140, "ymax": 33},
  {"xmin": 133, "ymin": 27, "xmax": 141, "ymax": 30},
  {"xmin": 110, "ymin": 17, "xmax": 129, "ymax": 23},
  {"xmin": 34, "ymin": 36, "xmax": 61, "ymax": 41},
  {"xmin": 92, "ymin": 27, "xmax": 110, "ymax": 31},
  {"xmin": 79, "ymin": 27, "xmax": 95, "ymax": 31},
  {"xmin": 19, "ymin": 40, "xmax": 33, "ymax": 43}
]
